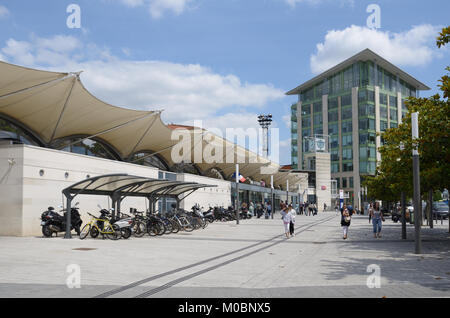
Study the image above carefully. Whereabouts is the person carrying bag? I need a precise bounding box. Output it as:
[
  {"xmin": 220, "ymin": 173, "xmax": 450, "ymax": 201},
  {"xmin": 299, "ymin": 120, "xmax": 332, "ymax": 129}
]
[{"xmin": 341, "ymin": 205, "xmax": 352, "ymax": 240}]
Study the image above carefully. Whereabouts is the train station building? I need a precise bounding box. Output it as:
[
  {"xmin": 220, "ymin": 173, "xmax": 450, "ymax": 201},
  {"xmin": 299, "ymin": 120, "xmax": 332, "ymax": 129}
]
[{"xmin": 0, "ymin": 61, "xmax": 332, "ymax": 236}]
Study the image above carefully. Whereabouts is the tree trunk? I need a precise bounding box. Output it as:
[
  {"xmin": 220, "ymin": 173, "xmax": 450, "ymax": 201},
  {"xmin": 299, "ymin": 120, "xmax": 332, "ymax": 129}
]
[{"xmin": 428, "ymin": 189, "xmax": 433, "ymax": 228}]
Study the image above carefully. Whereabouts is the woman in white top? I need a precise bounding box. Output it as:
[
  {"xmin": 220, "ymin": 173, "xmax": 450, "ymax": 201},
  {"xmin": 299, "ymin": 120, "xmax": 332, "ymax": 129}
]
[
  {"xmin": 282, "ymin": 207, "xmax": 293, "ymax": 238},
  {"xmin": 288, "ymin": 205, "xmax": 296, "ymax": 236}
]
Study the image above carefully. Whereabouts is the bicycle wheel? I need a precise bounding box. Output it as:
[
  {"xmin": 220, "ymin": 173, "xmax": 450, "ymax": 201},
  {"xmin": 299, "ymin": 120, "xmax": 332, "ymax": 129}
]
[
  {"xmin": 147, "ymin": 222, "xmax": 158, "ymax": 236},
  {"xmin": 164, "ymin": 221, "xmax": 173, "ymax": 234},
  {"xmin": 156, "ymin": 221, "xmax": 166, "ymax": 236},
  {"xmin": 106, "ymin": 224, "xmax": 122, "ymax": 240},
  {"xmin": 133, "ymin": 221, "xmax": 146, "ymax": 237},
  {"xmin": 79, "ymin": 224, "xmax": 91, "ymax": 240},
  {"xmin": 171, "ymin": 220, "xmax": 180, "ymax": 233},
  {"xmin": 90, "ymin": 226, "xmax": 99, "ymax": 238},
  {"xmin": 183, "ymin": 220, "xmax": 195, "ymax": 232}
]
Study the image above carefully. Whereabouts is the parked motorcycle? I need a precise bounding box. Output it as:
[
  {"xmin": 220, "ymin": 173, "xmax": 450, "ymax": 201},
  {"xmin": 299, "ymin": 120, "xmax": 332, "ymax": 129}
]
[
  {"xmin": 40, "ymin": 203, "xmax": 82, "ymax": 237},
  {"xmin": 202, "ymin": 207, "xmax": 215, "ymax": 223}
]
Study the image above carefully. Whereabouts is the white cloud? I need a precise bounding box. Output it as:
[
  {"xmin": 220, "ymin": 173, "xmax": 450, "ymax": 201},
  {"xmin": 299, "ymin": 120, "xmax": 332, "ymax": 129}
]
[
  {"xmin": 0, "ymin": 5, "xmax": 9, "ymax": 19},
  {"xmin": 1, "ymin": 39, "xmax": 35, "ymax": 65},
  {"xmin": 282, "ymin": 114, "xmax": 292, "ymax": 129},
  {"xmin": 1, "ymin": 34, "xmax": 284, "ymax": 132},
  {"xmin": 113, "ymin": 0, "xmax": 193, "ymax": 18},
  {"xmin": 310, "ymin": 24, "xmax": 442, "ymax": 74}
]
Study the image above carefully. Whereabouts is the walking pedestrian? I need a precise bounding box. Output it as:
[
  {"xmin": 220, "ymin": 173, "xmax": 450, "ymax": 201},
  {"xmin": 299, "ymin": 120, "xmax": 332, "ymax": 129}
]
[
  {"xmin": 370, "ymin": 202, "xmax": 384, "ymax": 238},
  {"xmin": 282, "ymin": 206, "xmax": 293, "ymax": 239},
  {"xmin": 368, "ymin": 203, "xmax": 373, "ymax": 223},
  {"xmin": 288, "ymin": 204, "xmax": 296, "ymax": 237},
  {"xmin": 340, "ymin": 204, "xmax": 353, "ymax": 240},
  {"xmin": 249, "ymin": 202, "xmax": 255, "ymax": 217},
  {"xmin": 267, "ymin": 202, "xmax": 272, "ymax": 218}
]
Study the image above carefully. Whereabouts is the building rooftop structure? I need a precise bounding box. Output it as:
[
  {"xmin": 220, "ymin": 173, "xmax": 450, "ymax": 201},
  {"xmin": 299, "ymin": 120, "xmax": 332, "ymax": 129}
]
[
  {"xmin": 0, "ymin": 60, "xmax": 303, "ymax": 191},
  {"xmin": 286, "ymin": 48, "xmax": 430, "ymax": 96}
]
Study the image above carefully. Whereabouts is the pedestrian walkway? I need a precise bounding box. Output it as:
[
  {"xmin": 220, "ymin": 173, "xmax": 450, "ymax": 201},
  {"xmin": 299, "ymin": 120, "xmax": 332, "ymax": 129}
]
[{"xmin": 0, "ymin": 213, "xmax": 448, "ymax": 298}]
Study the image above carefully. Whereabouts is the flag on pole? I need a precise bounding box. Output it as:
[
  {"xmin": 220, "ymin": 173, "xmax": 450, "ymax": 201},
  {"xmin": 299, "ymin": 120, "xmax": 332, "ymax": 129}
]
[{"xmin": 232, "ymin": 172, "xmax": 246, "ymax": 183}]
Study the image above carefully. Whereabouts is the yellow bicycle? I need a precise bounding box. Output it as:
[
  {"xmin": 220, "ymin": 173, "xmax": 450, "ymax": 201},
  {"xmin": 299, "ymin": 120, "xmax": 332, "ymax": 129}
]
[{"xmin": 79, "ymin": 212, "xmax": 122, "ymax": 240}]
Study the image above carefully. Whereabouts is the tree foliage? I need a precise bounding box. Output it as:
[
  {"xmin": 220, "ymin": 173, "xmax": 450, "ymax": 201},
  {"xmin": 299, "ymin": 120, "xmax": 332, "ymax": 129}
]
[{"xmin": 364, "ymin": 26, "xmax": 450, "ymax": 202}]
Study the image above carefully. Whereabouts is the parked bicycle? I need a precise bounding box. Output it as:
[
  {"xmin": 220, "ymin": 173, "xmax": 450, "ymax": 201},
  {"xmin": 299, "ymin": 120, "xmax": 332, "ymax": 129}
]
[{"xmin": 79, "ymin": 210, "xmax": 122, "ymax": 240}]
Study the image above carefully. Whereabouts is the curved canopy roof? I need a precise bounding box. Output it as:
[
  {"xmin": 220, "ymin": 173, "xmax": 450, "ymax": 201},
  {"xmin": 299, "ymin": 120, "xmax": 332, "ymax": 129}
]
[
  {"xmin": 63, "ymin": 173, "xmax": 216, "ymax": 198},
  {"xmin": 0, "ymin": 61, "xmax": 306, "ymax": 190}
]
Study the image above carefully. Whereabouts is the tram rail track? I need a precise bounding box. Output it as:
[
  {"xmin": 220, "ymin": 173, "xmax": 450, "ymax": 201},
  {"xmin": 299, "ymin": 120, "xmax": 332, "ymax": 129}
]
[{"xmin": 94, "ymin": 214, "xmax": 337, "ymax": 298}]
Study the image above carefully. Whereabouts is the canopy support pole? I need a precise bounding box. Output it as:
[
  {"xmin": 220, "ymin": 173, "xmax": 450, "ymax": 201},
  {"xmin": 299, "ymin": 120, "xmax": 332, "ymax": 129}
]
[
  {"xmin": 63, "ymin": 190, "xmax": 73, "ymax": 239},
  {"xmin": 49, "ymin": 76, "xmax": 77, "ymax": 144},
  {"xmin": 0, "ymin": 73, "xmax": 77, "ymax": 101}
]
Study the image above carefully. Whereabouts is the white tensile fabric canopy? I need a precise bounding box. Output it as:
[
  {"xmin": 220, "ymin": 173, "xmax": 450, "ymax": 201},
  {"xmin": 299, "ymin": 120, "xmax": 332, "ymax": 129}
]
[{"xmin": 0, "ymin": 61, "xmax": 306, "ymax": 190}]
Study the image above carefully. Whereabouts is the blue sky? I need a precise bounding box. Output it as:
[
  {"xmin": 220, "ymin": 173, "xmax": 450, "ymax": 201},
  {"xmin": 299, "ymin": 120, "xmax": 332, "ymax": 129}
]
[{"xmin": 0, "ymin": 0, "xmax": 449, "ymax": 165}]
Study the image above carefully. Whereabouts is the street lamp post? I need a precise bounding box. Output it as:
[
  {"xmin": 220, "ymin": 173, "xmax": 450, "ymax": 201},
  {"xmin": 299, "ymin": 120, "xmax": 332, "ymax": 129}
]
[
  {"xmin": 271, "ymin": 175, "xmax": 274, "ymax": 219},
  {"xmin": 412, "ymin": 112, "xmax": 421, "ymax": 254},
  {"xmin": 258, "ymin": 114, "xmax": 273, "ymax": 158}
]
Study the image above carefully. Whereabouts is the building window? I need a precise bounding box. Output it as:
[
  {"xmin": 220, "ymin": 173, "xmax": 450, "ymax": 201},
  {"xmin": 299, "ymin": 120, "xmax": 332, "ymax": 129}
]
[
  {"xmin": 57, "ymin": 138, "xmax": 119, "ymax": 161},
  {"xmin": 0, "ymin": 118, "xmax": 40, "ymax": 146},
  {"xmin": 328, "ymin": 123, "xmax": 338, "ymax": 135},
  {"xmin": 341, "ymin": 94, "xmax": 352, "ymax": 106},
  {"xmin": 331, "ymin": 162, "xmax": 339, "ymax": 173},
  {"xmin": 292, "ymin": 121, "xmax": 298, "ymax": 130},
  {"xmin": 328, "ymin": 110, "xmax": 339, "ymax": 122},
  {"xmin": 314, "ymin": 127, "xmax": 323, "ymax": 135},
  {"xmin": 342, "ymin": 148, "xmax": 353, "ymax": 160},
  {"xmin": 389, "ymin": 109, "xmax": 398, "ymax": 121},
  {"xmin": 328, "ymin": 97, "xmax": 338, "ymax": 109},
  {"xmin": 132, "ymin": 152, "xmax": 169, "ymax": 170},
  {"xmin": 358, "ymin": 118, "xmax": 375, "ymax": 131},
  {"xmin": 349, "ymin": 177, "xmax": 354, "ymax": 188},
  {"xmin": 331, "ymin": 149, "xmax": 339, "ymax": 161},
  {"xmin": 313, "ymin": 113, "xmax": 323, "ymax": 126},
  {"xmin": 342, "ymin": 177, "xmax": 347, "ymax": 188},
  {"xmin": 302, "ymin": 116, "xmax": 311, "ymax": 127},
  {"xmin": 341, "ymin": 107, "xmax": 352, "ymax": 120},
  {"xmin": 343, "ymin": 162, "xmax": 353, "ymax": 172},
  {"xmin": 313, "ymin": 102, "xmax": 322, "ymax": 113},
  {"xmin": 389, "ymin": 95, "xmax": 397, "ymax": 107},
  {"xmin": 380, "ymin": 106, "xmax": 387, "ymax": 120},
  {"xmin": 342, "ymin": 134, "xmax": 352, "ymax": 147},
  {"xmin": 341, "ymin": 121, "xmax": 352, "ymax": 133},
  {"xmin": 330, "ymin": 135, "xmax": 339, "ymax": 148},
  {"xmin": 358, "ymin": 89, "xmax": 375, "ymax": 103},
  {"xmin": 359, "ymin": 104, "xmax": 375, "ymax": 117},
  {"xmin": 359, "ymin": 132, "xmax": 376, "ymax": 145},
  {"xmin": 302, "ymin": 104, "xmax": 311, "ymax": 115},
  {"xmin": 380, "ymin": 93, "xmax": 387, "ymax": 105}
]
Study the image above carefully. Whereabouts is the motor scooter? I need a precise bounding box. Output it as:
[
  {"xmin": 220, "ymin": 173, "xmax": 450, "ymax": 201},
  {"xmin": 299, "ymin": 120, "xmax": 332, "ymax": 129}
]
[{"xmin": 40, "ymin": 202, "xmax": 82, "ymax": 237}]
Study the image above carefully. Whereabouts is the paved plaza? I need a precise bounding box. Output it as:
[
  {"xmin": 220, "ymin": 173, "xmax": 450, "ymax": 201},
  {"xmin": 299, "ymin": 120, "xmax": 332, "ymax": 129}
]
[{"xmin": 0, "ymin": 212, "xmax": 449, "ymax": 298}]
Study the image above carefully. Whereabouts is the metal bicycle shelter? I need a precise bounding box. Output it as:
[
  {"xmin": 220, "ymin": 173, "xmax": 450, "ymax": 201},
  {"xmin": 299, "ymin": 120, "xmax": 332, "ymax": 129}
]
[{"xmin": 62, "ymin": 173, "xmax": 216, "ymax": 238}]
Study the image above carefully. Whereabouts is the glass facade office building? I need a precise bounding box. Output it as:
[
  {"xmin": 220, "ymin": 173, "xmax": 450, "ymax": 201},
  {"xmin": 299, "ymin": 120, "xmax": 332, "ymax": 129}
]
[{"xmin": 287, "ymin": 49, "xmax": 429, "ymax": 208}]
